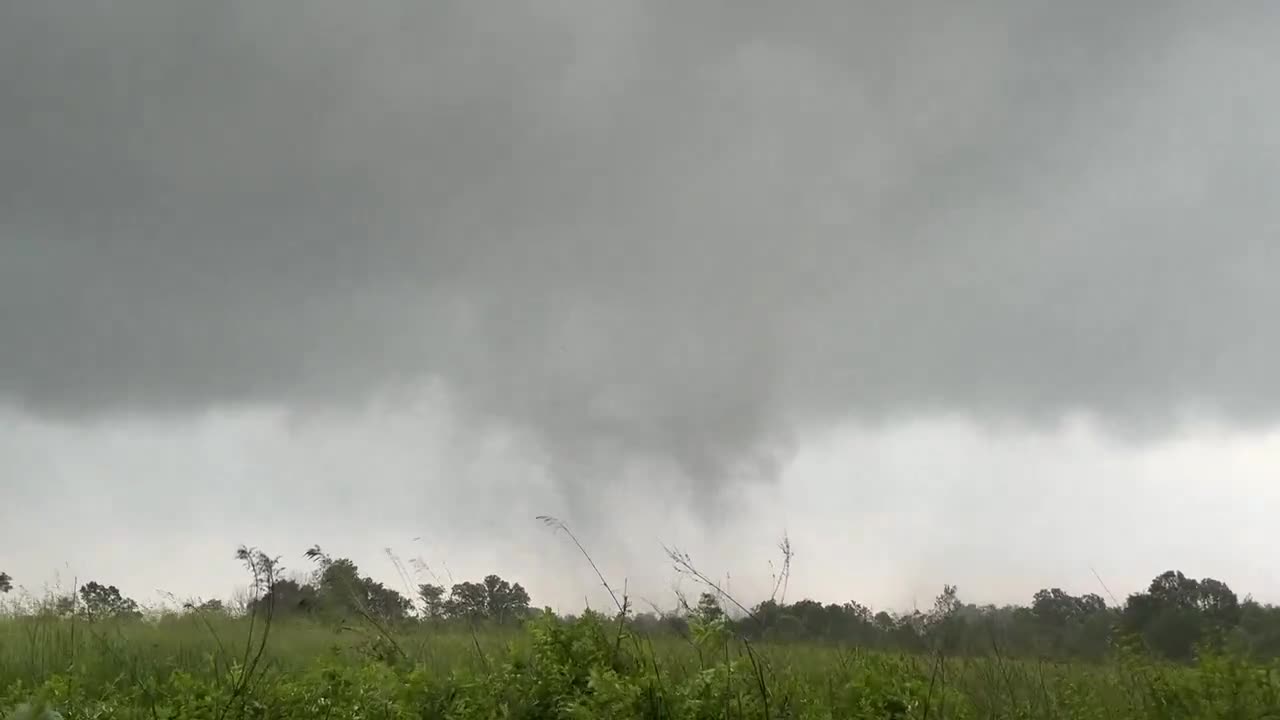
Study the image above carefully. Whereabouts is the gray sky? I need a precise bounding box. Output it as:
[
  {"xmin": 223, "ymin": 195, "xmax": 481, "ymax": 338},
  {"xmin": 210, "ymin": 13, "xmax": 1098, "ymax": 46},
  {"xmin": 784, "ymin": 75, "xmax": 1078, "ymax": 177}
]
[{"xmin": 2, "ymin": 1, "xmax": 1279, "ymax": 611}]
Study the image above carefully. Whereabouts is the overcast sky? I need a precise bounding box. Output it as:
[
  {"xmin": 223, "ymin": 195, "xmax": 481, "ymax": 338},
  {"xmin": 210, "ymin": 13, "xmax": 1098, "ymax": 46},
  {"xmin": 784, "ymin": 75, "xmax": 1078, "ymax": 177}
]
[{"xmin": 2, "ymin": 1, "xmax": 1279, "ymax": 612}]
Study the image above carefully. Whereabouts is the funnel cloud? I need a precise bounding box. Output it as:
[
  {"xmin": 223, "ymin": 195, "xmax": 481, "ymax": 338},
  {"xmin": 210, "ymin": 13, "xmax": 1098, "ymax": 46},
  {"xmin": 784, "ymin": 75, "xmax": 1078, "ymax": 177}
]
[{"xmin": 3, "ymin": 1, "xmax": 1280, "ymax": 503}]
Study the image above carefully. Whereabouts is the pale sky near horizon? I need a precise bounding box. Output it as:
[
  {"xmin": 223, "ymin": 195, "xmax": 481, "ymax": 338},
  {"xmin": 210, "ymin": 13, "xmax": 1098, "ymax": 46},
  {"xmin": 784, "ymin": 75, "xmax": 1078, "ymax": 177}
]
[
  {"xmin": 3, "ymin": 1, "xmax": 1280, "ymax": 613},
  {"xmin": 4, "ymin": 406, "xmax": 1279, "ymax": 612}
]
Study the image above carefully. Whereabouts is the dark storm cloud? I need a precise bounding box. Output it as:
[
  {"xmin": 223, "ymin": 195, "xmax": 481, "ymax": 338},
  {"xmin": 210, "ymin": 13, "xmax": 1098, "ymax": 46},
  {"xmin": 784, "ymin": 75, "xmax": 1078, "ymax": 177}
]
[{"xmin": 3, "ymin": 1, "xmax": 1279, "ymax": 493}]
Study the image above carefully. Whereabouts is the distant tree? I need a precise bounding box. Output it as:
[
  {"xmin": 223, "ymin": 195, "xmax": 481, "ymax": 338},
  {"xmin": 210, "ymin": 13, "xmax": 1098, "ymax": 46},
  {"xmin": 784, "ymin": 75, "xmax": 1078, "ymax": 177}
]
[
  {"xmin": 742, "ymin": 599, "xmax": 782, "ymax": 638},
  {"xmin": 630, "ymin": 612, "xmax": 661, "ymax": 634},
  {"xmin": 445, "ymin": 581, "xmax": 489, "ymax": 619},
  {"xmin": 925, "ymin": 585, "xmax": 965, "ymax": 651},
  {"xmin": 482, "ymin": 574, "xmax": 532, "ymax": 623},
  {"xmin": 832, "ymin": 601, "xmax": 879, "ymax": 645},
  {"xmin": 0, "ymin": 571, "xmax": 11, "ymax": 594},
  {"xmin": 931, "ymin": 585, "xmax": 962, "ymax": 619},
  {"xmin": 661, "ymin": 613, "xmax": 690, "ymax": 636},
  {"xmin": 774, "ymin": 598, "xmax": 882, "ymax": 643},
  {"xmin": 189, "ymin": 599, "xmax": 226, "ymax": 614},
  {"xmin": 53, "ymin": 594, "xmax": 77, "ymax": 617},
  {"xmin": 441, "ymin": 575, "xmax": 531, "ymax": 622},
  {"xmin": 890, "ymin": 611, "xmax": 928, "ymax": 652},
  {"xmin": 305, "ymin": 548, "xmax": 412, "ymax": 621},
  {"xmin": 1196, "ymin": 578, "xmax": 1242, "ymax": 630},
  {"xmin": 1122, "ymin": 570, "xmax": 1241, "ymax": 661},
  {"xmin": 873, "ymin": 611, "xmax": 895, "ymax": 631},
  {"xmin": 418, "ymin": 584, "xmax": 447, "ymax": 620},
  {"xmin": 1028, "ymin": 588, "xmax": 1113, "ymax": 658},
  {"xmin": 844, "ymin": 600, "xmax": 873, "ymax": 624},
  {"xmin": 1032, "ymin": 589, "xmax": 1095, "ymax": 627},
  {"xmin": 250, "ymin": 578, "xmax": 320, "ymax": 617},
  {"xmin": 772, "ymin": 614, "xmax": 805, "ymax": 641},
  {"xmin": 1235, "ymin": 598, "xmax": 1280, "ymax": 660},
  {"xmin": 362, "ymin": 579, "xmax": 413, "ymax": 621},
  {"xmin": 78, "ymin": 581, "xmax": 141, "ymax": 621},
  {"xmin": 694, "ymin": 592, "xmax": 725, "ymax": 623},
  {"xmin": 316, "ymin": 557, "xmax": 363, "ymax": 606},
  {"xmin": 1149, "ymin": 570, "xmax": 1200, "ymax": 606}
]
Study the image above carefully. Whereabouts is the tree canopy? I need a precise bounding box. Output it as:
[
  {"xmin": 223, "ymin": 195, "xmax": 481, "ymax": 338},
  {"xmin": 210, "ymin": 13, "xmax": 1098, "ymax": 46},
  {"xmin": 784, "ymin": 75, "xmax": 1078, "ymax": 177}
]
[
  {"xmin": 74, "ymin": 581, "xmax": 142, "ymax": 621},
  {"xmin": 239, "ymin": 548, "xmax": 531, "ymax": 626},
  {"xmin": 1120, "ymin": 570, "xmax": 1241, "ymax": 661}
]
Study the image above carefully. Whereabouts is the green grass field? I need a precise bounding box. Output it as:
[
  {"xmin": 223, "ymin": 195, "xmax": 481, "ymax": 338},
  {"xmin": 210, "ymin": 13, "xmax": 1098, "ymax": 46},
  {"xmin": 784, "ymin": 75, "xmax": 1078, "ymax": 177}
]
[{"xmin": 3, "ymin": 607, "xmax": 1279, "ymax": 719}]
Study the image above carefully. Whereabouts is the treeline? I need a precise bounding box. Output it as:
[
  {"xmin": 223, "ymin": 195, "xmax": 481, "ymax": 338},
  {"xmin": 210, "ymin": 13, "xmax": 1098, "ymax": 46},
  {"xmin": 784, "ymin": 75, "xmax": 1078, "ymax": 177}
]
[
  {"xmin": 628, "ymin": 585, "xmax": 1116, "ymax": 660},
  {"xmin": 6, "ymin": 556, "xmax": 1280, "ymax": 663},
  {"xmin": 247, "ymin": 546, "xmax": 535, "ymax": 625},
  {"xmin": 654, "ymin": 570, "xmax": 1279, "ymax": 664},
  {"xmin": 0, "ymin": 549, "xmax": 533, "ymax": 627},
  {"xmin": 248, "ymin": 565, "xmax": 532, "ymax": 625}
]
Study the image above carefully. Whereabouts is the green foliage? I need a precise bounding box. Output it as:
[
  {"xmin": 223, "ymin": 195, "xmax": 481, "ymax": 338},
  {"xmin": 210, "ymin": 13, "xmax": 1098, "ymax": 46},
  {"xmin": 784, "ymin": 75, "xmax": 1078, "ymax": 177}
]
[
  {"xmin": 0, "ymin": 574, "xmax": 11, "ymax": 595},
  {"xmin": 445, "ymin": 575, "xmax": 533, "ymax": 623},
  {"xmin": 5, "ymin": 702, "xmax": 62, "ymax": 720},
  {"xmin": 1122, "ymin": 571, "xmax": 1243, "ymax": 661},
  {"xmin": 725, "ymin": 573, "xmax": 1257, "ymax": 666},
  {"xmin": 693, "ymin": 592, "xmax": 725, "ymax": 625},
  {"xmin": 308, "ymin": 550, "xmax": 415, "ymax": 622},
  {"xmin": 250, "ymin": 578, "xmax": 318, "ymax": 617},
  {"xmin": 236, "ymin": 549, "xmax": 537, "ymax": 637},
  {"xmin": 8, "ymin": 550, "xmax": 1280, "ymax": 717},
  {"xmin": 189, "ymin": 599, "xmax": 225, "ymax": 614},
  {"xmin": 418, "ymin": 583, "xmax": 447, "ymax": 619},
  {"xmin": 6, "ymin": 611, "xmax": 1280, "ymax": 719},
  {"xmin": 75, "ymin": 582, "xmax": 141, "ymax": 622}
]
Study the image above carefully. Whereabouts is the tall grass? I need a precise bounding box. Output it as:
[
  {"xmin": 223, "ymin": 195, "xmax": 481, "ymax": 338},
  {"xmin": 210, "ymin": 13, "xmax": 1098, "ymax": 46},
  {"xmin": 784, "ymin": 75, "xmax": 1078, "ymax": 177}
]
[{"xmin": 3, "ymin": 604, "xmax": 1279, "ymax": 718}]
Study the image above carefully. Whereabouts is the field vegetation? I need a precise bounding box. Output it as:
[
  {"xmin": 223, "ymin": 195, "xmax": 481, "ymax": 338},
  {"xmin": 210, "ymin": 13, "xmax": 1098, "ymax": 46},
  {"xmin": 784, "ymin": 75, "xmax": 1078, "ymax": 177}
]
[{"xmin": 4, "ymin": 527, "xmax": 1280, "ymax": 718}]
